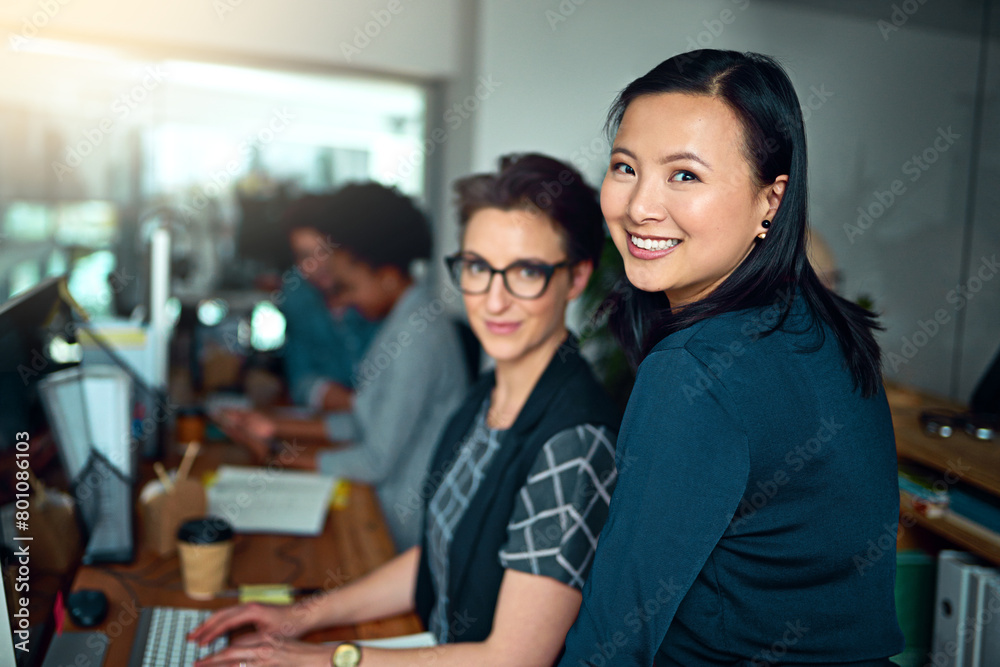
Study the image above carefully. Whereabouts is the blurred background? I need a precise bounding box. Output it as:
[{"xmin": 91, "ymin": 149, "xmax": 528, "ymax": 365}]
[{"xmin": 0, "ymin": 0, "xmax": 997, "ymax": 403}]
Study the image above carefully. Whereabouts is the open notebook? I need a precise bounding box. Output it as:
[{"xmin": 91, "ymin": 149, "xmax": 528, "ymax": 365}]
[{"xmin": 206, "ymin": 465, "xmax": 338, "ymax": 535}]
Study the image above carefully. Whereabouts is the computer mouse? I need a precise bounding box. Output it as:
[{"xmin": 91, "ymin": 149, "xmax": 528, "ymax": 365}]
[{"xmin": 67, "ymin": 589, "xmax": 109, "ymax": 628}]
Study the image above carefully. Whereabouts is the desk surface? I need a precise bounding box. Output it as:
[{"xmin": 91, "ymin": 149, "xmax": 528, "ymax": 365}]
[
  {"xmin": 65, "ymin": 441, "xmax": 422, "ymax": 664},
  {"xmin": 886, "ymin": 383, "xmax": 1000, "ymax": 565}
]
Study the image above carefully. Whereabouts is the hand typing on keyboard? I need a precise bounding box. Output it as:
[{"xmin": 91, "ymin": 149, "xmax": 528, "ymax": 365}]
[
  {"xmin": 188, "ymin": 602, "xmax": 336, "ymax": 666},
  {"xmin": 130, "ymin": 607, "xmax": 228, "ymax": 667},
  {"xmin": 188, "ymin": 602, "xmax": 305, "ymax": 647},
  {"xmin": 189, "ymin": 602, "xmax": 339, "ymax": 666},
  {"xmin": 192, "ymin": 637, "xmax": 340, "ymax": 667}
]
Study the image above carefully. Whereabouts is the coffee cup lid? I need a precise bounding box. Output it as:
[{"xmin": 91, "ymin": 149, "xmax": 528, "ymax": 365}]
[{"xmin": 177, "ymin": 517, "xmax": 233, "ymax": 544}]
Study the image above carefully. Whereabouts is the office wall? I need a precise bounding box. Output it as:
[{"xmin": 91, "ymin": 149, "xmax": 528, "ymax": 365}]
[
  {"xmin": 469, "ymin": 0, "xmax": 996, "ymax": 401},
  {"xmin": 0, "ymin": 0, "xmax": 465, "ymax": 78},
  {"xmin": 2, "ymin": 0, "xmax": 995, "ymax": 400},
  {"xmin": 957, "ymin": 7, "xmax": 1000, "ymax": 405}
]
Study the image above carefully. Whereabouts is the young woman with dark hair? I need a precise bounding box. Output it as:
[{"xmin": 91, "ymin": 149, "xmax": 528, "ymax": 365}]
[
  {"xmin": 192, "ymin": 154, "xmax": 620, "ymax": 667},
  {"xmin": 216, "ymin": 183, "xmax": 470, "ymax": 551},
  {"xmin": 559, "ymin": 50, "xmax": 903, "ymax": 666}
]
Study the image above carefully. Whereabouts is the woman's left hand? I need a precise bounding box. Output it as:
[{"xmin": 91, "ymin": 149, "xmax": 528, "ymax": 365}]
[{"xmin": 193, "ymin": 636, "xmax": 336, "ymax": 667}]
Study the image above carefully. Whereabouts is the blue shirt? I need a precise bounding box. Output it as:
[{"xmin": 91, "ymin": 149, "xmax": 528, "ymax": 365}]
[{"xmin": 560, "ymin": 296, "xmax": 903, "ymax": 666}]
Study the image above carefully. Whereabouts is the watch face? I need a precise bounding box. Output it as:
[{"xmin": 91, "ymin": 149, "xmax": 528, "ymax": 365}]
[{"xmin": 333, "ymin": 643, "xmax": 361, "ymax": 667}]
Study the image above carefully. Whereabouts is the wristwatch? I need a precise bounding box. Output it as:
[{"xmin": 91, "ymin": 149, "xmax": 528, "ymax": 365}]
[{"xmin": 332, "ymin": 642, "xmax": 362, "ymax": 667}]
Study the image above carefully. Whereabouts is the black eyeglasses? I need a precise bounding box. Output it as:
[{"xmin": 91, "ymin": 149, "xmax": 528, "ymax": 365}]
[{"xmin": 444, "ymin": 254, "xmax": 571, "ymax": 299}]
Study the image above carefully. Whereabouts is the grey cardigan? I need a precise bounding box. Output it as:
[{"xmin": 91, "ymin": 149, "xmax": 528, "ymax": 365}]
[{"xmin": 319, "ymin": 280, "xmax": 469, "ymax": 549}]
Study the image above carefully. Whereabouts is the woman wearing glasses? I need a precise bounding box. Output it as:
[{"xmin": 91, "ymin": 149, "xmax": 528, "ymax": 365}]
[{"xmin": 191, "ymin": 154, "xmax": 620, "ymax": 667}]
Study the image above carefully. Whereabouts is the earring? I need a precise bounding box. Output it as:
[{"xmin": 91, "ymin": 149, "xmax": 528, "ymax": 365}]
[{"xmin": 756, "ymin": 219, "xmax": 771, "ymax": 240}]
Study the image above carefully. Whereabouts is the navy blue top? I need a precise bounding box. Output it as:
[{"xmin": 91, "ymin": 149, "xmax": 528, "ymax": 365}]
[{"xmin": 560, "ymin": 297, "xmax": 903, "ymax": 666}]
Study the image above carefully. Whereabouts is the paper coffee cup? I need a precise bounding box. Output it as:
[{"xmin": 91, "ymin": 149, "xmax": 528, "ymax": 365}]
[{"xmin": 177, "ymin": 517, "xmax": 234, "ymax": 600}]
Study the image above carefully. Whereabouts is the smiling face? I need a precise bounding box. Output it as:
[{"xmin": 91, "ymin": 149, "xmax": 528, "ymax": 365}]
[
  {"xmin": 460, "ymin": 207, "xmax": 591, "ymax": 367},
  {"xmin": 602, "ymin": 92, "xmax": 786, "ymax": 307}
]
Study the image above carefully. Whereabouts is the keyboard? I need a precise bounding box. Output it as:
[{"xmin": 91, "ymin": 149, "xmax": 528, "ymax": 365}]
[{"xmin": 127, "ymin": 607, "xmax": 228, "ymax": 667}]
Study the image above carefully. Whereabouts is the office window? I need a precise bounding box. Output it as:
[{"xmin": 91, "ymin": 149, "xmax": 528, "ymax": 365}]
[{"xmin": 0, "ymin": 39, "xmax": 428, "ymax": 308}]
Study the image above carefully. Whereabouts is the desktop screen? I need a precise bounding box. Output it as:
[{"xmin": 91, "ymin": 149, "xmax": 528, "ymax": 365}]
[
  {"xmin": 0, "ymin": 278, "xmax": 73, "ymax": 666},
  {"xmin": 0, "ymin": 278, "xmax": 74, "ymax": 452}
]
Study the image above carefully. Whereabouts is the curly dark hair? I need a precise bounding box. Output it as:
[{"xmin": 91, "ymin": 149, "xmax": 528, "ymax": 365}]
[
  {"xmin": 281, "ymin": 193, "xmax": 336, "ymax": 236},
  {"xmin": 323, "ymin": 182, "xmax": 432, "ymax": 275}
]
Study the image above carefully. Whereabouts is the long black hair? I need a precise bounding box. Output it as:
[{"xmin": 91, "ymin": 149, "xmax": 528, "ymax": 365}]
[{"xmin": 604, "ymin": 50, "xmax": 883, "ymax": 397}]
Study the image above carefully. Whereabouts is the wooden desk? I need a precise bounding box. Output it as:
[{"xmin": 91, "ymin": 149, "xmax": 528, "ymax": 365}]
[
  {"xmin": 887, "ymin": 384, "xmax": 1000, "ymax": 565},
  {"xmin": 64, "ymin": 442, "xmax": 423, "ymax": 664}
]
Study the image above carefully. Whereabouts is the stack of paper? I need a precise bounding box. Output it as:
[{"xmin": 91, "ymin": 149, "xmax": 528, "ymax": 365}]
[{"xmin": 206, "ymin": 465, "xmax": 337, "ymax": 536}]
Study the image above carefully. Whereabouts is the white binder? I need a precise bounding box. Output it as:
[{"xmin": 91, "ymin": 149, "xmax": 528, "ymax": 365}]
[
  {"xmin": 933, "ymin": 551, "xmax": 1000, "ymax": 667},
  {"xmin": 970, "ymin": 569, "xmax": 1000, "ymax": 667},
  {"xmin": 933, "ymin": 551, "xmax": 979, "ymax": 666}
]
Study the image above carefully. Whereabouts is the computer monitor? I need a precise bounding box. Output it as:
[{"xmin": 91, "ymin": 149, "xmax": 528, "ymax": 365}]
[
  {"xmin": 0, "ymin": 277, "xmax": 142, "ymax": 565},
  {"xmin": 970, "ymin": 343, "xmax": 1000, "ymax": 416},
  {"xmin": 0, "ymin": 278, "xmax": 72, "ymax": 451}
]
